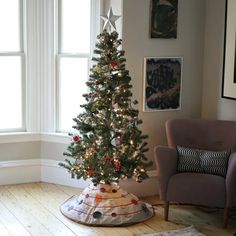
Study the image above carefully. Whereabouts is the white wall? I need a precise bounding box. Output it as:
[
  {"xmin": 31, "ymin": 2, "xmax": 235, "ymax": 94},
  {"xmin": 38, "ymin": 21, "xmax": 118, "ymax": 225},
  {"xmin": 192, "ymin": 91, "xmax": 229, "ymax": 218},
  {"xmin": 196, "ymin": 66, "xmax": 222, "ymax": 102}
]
[
  {"xmin": 122, "ymin": 0, "xmax": 206, "ymax": 162},
  {"xmin": 0, "ymin": 142, "xmax": 40, "ymax": 161},
  {"xmin": 40, "ymin": 141, "xmax": 66, "ymax": 161},
  {"xmin": 201, "ymin": 0, "xmax": 225, "ymax": 119},
  {"xmin": 202, "ymin": 0, "xmax": 236, "ymax": 121}
]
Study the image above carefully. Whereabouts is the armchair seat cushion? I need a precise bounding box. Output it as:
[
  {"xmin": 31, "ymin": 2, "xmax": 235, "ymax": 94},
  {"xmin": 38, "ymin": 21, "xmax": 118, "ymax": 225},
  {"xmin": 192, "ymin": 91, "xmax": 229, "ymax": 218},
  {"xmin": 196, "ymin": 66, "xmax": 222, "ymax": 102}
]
[{"xmin": 167, "ymin": 173, "xmax": 226, "ymax": 207}]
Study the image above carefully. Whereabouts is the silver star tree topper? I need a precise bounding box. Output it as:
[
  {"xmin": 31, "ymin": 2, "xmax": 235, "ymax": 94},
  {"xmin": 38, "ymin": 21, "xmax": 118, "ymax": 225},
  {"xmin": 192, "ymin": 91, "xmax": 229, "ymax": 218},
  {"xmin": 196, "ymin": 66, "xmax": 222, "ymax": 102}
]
[{"xmin": 101, "ymin": 7, "xmax": 120, "ymax": 32}]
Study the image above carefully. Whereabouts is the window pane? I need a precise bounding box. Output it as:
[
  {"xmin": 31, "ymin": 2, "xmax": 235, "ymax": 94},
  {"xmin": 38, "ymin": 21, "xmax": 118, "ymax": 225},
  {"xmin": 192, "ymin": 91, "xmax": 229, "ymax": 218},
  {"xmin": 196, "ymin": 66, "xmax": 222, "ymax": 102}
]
[
  {"xmin": 59, "ymin": 57, "xmax": 88, "ymax": 131},
  {"xmin": 61, "ymin": 0, "xmax": 90, "ymax": 53},
  {"xmin": 0, "ymin": 56, "xmax": 22, "ymax": 130},
  {"xmin": 0, "ymin": 0, "xmax": 20, "ymax": 52}
]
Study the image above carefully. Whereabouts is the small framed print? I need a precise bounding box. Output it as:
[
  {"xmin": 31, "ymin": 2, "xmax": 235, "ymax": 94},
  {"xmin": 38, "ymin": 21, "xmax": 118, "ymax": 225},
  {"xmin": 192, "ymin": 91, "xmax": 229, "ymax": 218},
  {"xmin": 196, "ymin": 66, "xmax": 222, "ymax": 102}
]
[
  {"xmin": 143, "ymin": 57, "xmax": 183, "ymax": 111},
  {"xmin": 150, "ymin": 0, "xmax": 178, "ymax": 38}
]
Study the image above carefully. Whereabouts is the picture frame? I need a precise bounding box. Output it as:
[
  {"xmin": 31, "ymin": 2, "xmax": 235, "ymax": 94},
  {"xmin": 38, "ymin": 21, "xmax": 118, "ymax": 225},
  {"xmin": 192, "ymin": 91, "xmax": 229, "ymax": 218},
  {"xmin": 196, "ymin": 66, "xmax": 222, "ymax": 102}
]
[
  {"xmin": 222, "ymin": 0, "xmax": 236, "ymax": 100},
  {"xmin": 150, "ymin": 0, "xmax": 178, "ymax": 38},
  {"xmin": 143, "ymin": 57, "xmax": 183, "ymax": 112}
]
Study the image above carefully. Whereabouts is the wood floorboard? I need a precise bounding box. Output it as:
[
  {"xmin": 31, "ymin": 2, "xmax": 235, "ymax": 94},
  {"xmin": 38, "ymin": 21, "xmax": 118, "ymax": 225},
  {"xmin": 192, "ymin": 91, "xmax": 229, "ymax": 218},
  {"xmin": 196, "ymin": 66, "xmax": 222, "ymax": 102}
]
[
  {"xmin": 0, "ymin": 200, "xmax": 31, "ymax": 236},
  {"xmin": 0, "ymin": 182, "xmax": 235, "ymax": 236},
  {"xmin": 23, "ymin": 183, "xmax": 96, "ymax": 236},
  {"xmin": 7, "ymin": 184, "xmax": 76, "ymax": 236},
  {"xmin": 0, "ymin": 185, "xmax": 52, "ymax": 236}
]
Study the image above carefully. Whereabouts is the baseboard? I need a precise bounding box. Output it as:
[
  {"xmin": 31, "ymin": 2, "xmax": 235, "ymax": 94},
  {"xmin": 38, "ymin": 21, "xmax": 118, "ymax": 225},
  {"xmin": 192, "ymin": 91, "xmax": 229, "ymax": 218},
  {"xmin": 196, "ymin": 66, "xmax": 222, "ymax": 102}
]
[
  {"xmin": 0, "ymin": 159, "xmax": 159, "ymax": 197},
  {"xmin": 0, "ymin": 159, "xmax": 41, "ymax": 185},
  {"xmin": 41, "ymin": 159, "xmax": 92, "ymax": 189}
]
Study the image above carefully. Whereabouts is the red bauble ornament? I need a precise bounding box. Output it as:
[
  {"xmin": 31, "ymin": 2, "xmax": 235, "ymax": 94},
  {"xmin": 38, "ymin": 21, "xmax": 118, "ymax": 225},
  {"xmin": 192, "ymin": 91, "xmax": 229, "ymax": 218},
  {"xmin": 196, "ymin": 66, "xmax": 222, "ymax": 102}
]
[
  {"xmin": 114, "ymin": 159, "xmax": 121, "ymax": 171},
  {"xmin": 72, "ymin": 135, "xmax": 80, "ymax": 143},
  {"xmin": 111, "ymin": 212, "xmax": 117, "ymax": 217},
  {"xmin": 100, "ymin": 187, "xmax": 106, "ymax": 193},
  {"xmin": 109, "ymin": 61, "xmax": 118, "ymax": 69}
]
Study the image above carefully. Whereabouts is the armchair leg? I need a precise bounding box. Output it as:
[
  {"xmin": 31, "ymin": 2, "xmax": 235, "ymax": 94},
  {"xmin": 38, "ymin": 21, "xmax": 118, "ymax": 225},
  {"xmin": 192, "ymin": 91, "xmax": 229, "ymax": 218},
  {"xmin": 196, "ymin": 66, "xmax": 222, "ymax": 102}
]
[
  {"xmin": 164, "ymin": 201, "xmax": 169, "ymax": 221},
  {"xmin": 223, "ymin": 207, "xmax": 229, "ymax": 228}
]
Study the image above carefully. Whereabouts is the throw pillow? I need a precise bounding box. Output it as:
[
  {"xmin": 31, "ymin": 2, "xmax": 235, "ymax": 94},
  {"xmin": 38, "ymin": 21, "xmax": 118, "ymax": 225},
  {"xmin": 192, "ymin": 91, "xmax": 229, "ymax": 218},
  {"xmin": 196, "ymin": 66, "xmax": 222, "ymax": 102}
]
[
  {"xmin": 177, "ymin": 146, "xmax": 231, "ymax": 177},
  {"xmin": 177, "ymin": 146, "xmax": 202, "ymax": 173},
  {"xmin": 200, "ymin": 149, "xmax": 231, "ymax": 177}
]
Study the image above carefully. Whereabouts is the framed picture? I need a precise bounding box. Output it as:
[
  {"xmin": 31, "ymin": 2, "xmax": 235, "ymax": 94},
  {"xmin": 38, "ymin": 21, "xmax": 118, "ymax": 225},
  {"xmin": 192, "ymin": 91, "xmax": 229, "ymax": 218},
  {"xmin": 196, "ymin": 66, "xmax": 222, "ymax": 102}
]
[
  {"xmin": 143, "ymin": 57, "xmax": 183, "ymax": 111},
  {"xmin": 222, "ymin": 0, "xmax": 236, "ymax": 100},
  {"xmin": 150, "ymin": 0, "xmax": 178, "ymax": 38}
]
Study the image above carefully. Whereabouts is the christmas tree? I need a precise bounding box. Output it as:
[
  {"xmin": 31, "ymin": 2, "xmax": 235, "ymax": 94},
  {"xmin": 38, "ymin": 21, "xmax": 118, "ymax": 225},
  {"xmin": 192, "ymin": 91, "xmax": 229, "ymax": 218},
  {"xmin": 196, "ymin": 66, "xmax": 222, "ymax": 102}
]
[
  {"xmin": 59, "ymin": 8, "xmax": 154, "ymax": 226},
  {"xmin": 60, "ymin": 9, "xmax": 152, "ymax": 186}
]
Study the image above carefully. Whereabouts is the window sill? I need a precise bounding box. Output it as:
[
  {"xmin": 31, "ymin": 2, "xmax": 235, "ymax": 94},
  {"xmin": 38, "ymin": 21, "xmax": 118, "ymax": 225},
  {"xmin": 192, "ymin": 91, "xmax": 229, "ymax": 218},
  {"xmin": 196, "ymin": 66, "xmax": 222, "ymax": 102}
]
[
  {"xmin": 41, "ymin": 132, "xmax": 71, "ymax": 144},
  {"xmin": 0, "ymin": 132, "xmax": 71, "ymax": 144}
]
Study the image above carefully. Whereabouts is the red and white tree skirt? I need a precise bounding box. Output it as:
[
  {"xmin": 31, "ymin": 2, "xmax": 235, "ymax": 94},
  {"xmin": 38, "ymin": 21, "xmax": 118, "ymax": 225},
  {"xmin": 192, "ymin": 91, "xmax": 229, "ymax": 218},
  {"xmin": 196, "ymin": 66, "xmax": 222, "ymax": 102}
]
[{"xmin": 60, "ymin": 183, "xmax": 154, "ymax": 226}]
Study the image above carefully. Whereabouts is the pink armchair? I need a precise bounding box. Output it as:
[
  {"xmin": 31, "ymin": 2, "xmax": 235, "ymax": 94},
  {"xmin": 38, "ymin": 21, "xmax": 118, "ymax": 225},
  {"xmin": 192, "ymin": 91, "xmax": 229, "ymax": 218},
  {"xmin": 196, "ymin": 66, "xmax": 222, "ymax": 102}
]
[{"xmin": 154, "ymin": 119, "xmax": 236, "ymax": 228}]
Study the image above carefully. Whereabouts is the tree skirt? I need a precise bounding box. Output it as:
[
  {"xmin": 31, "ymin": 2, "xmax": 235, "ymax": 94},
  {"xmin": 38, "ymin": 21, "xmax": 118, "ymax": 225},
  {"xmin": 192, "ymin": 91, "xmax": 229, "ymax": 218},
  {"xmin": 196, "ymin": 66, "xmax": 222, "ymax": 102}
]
[
  {"xmin": 60, "ymin": 183, "xmax": 154, "ymax": 226},
  {"xmin": 142, "ymin": 226, "xmax": 206, "ymax": 236}
]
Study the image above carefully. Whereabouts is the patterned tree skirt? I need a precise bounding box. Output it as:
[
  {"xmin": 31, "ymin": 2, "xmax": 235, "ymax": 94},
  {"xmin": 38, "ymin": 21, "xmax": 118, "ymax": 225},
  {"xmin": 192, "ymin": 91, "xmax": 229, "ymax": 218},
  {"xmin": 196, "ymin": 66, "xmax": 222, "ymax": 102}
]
[{"xmin": 60, "ymin": 183, "xmax": 154, "ymax": 226}]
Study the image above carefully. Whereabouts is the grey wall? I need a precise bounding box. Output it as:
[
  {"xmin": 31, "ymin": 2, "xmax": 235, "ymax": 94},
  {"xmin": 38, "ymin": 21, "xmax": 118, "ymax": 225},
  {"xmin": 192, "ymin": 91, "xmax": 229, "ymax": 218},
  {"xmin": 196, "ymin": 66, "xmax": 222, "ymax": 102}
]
[
  {"xmin": 0, "ymin": 140, "xmax": 66, "ymax": 162},
  {"xmin": 201, "ymin": 0, "xmax": 225, "ymax": 119},
  {"xmin": 202, "ymin": 0, "xmax": 236, "ymax": 121},
  {"xmin": 40, "ymin": 141, "xmax": 67, "ymax": 161},
  {"xmin": 0, "ymin": 142, "xmax": 40, "ymax": 161},
  {"xmin": 122, "ymin": 0, "xmax": 206, "ymax": 163}
]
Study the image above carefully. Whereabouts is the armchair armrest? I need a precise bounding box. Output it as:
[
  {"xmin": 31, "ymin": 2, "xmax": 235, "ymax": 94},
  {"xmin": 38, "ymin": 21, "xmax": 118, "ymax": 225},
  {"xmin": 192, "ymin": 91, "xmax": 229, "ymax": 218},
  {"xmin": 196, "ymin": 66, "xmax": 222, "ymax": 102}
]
[
  {"xmin": 226, "ymin": 152, "xmax": 236, "ymax": 207},
  {"xmin": 154, "ymin": 145, "xmax": 177, "ymax": 200}
]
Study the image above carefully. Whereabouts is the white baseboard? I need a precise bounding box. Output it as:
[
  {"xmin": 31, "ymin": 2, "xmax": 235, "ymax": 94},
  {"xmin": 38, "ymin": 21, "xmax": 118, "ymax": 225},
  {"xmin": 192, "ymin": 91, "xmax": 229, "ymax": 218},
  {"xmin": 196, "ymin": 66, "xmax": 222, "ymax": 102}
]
[
  {"xmin": 0, "ymin": 159, "xmax": 41, "ymax": 185},
  {"xmin": 0, "ymin": 159, "xmax": 159, "ymax": 197},
  {"xmin": 41, "ymin": 159, "xmax": 92, "ymax": 189}
]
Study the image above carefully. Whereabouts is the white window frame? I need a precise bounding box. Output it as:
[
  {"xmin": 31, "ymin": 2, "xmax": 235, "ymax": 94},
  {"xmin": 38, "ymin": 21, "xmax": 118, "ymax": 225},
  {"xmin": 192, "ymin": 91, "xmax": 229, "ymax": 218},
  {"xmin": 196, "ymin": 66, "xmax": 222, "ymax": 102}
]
[
  {"xmin": 0, "ymin": 0, "xmax": 26, "ymax": 133},
  {"xmin": 55, "ymin": 0, "xmax": 100, "ymax": 133}
]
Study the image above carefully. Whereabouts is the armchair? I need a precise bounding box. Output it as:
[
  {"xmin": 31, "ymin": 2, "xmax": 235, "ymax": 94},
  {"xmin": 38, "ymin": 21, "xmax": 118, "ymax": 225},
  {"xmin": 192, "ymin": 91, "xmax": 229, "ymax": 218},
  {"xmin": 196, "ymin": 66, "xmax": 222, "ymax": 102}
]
[{"xmin": 154, "ymin": 119, "xmax": 236, "ymax": 228}]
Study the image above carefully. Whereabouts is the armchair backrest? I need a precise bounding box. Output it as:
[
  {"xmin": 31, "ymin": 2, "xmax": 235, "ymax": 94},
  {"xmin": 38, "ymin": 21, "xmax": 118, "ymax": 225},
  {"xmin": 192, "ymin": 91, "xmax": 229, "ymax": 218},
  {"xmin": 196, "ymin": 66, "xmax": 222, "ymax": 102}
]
[{"xmin": 166, "ymin": 119, "xmax": 236, "ymax": 152}]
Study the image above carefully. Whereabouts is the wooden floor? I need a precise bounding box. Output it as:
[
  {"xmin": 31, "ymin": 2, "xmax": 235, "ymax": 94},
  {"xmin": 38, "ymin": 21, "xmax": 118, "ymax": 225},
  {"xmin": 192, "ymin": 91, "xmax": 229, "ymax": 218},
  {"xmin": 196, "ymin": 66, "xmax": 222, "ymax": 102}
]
[{"xmin": 0, "ymin": 183, "xmax": 235, "ymax": 236}]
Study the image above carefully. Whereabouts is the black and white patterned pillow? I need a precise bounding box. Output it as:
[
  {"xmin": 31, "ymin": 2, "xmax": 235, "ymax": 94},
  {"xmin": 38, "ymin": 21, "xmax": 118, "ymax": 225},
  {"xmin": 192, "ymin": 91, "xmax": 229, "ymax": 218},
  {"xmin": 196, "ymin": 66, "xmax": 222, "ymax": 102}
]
[
  {"xmin": 200, "ymin": 149, "xmax": 231, "ymax": 177},
  {"xmin": 177, "ymin": 146, "xmax": 231, "ymax": 177},
  {"xmin": 177, "ymin": 146, "xmax": 202, "ymax": 173}
]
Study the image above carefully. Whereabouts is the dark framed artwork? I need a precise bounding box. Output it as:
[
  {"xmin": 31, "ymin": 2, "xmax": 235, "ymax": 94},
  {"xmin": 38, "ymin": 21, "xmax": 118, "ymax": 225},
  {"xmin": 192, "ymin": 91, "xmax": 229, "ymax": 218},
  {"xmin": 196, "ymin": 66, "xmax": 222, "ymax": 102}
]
[
  {"xmin": 150, "ymin": 0, "xmax": 178, "ymax": 38},
  {"xmin": 222, "ymin": 0, "xmax": 236, "ymax": 99},
  {"xmin": 143, "ymin": 57, "xmax": 182, "ymax": 111}
]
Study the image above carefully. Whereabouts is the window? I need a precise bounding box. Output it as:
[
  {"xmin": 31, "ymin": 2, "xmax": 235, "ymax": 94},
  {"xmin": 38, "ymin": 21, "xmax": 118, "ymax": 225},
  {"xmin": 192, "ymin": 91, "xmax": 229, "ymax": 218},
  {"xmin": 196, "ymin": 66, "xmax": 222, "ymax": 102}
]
[
  {"xmin": 57, "ymin": 0, "xmax": 99, "ymax": 132},
  {"xmin": 0, "ymin": 0, "xmax": 25, "ymax": 132}
]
